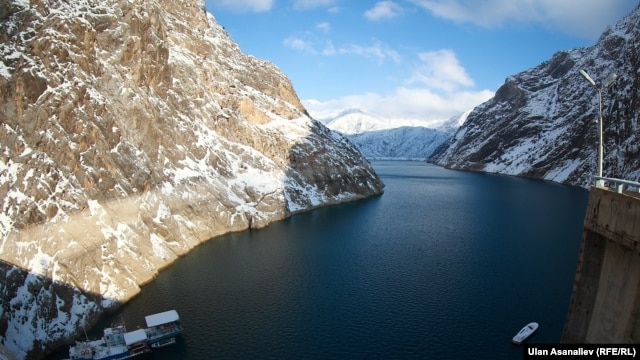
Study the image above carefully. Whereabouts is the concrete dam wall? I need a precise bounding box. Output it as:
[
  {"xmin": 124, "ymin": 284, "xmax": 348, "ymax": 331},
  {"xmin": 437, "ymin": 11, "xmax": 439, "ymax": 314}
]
[{"xmin": 562, "ymin": 187, "xmax": 640, "ymax": 343}]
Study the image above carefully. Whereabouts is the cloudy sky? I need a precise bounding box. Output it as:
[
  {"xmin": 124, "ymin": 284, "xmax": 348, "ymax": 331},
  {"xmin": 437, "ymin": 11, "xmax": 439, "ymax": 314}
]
[{"xmin": 204, "ymin": 0, "xmax": 638, "ymax": 122}]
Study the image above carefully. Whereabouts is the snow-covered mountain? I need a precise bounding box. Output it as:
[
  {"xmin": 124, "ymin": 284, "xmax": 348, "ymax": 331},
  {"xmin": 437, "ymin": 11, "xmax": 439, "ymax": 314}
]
[
  {"xmin": 319, "ymin": 109, "xmax": 389, "ymax": 135},
  {"xmin": 318, "ymin": 108, "xmax": 452, "ymax": 135},
  {"xmin": 432, "ymin": 4, "xmax": 640, "ymax": 188},
  {"xmin": 346, "ymin": 126, "xmax": 451, "ymax": 160},
  {"xmin": 319, "ymin": 109, "xmax": 470, "ymax": 160},
  {"xmin": 0, "ymin": 1, "xmax": 383, "ymax": 358}
]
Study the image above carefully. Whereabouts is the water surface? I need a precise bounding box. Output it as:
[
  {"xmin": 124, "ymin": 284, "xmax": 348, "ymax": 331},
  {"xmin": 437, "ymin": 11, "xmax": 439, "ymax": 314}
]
[{"xmin": 70, "ymin": 162, "xmax": 590, "ymax": 359}]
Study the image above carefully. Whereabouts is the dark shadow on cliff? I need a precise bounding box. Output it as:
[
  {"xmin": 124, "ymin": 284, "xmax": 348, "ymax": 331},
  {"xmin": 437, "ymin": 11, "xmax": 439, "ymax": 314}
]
[
  {"xmin": 0, "ymin": 259, "xmax": 120, "ymax": 360},
  {"xmin": 282, "ymin": 119, "xmax": 384, "ymax": 216},
  {"xmin": 0, "ymin": 119, "xmax": 383, "ymax": 360}
]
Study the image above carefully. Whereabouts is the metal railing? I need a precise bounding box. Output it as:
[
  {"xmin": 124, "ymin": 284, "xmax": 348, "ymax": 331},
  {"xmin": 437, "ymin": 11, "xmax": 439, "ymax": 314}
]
[{"xmin": 594, "ymin": 176, "xmax": 640, "ymax": 193}]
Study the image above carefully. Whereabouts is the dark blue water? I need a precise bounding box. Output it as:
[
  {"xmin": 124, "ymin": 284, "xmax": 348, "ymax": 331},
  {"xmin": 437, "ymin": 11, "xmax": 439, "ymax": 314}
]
[{"xmin": 99, "ymin": 162, "xmax": 589, "ymax": 359}]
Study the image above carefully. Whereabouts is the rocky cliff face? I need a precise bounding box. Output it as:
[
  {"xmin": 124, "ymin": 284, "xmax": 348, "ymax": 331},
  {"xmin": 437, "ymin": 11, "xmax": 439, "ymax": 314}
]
[
  {"xmin": 432, "ymin": 4, "xmax": 640, "ymax": 188},
  {"xmin": 0, "ymin": 0, "xmax": 383, "ymax": 358}
]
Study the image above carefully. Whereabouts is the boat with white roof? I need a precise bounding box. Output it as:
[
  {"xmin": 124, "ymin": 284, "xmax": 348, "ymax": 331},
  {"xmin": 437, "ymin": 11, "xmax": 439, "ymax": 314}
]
[
  {"xmin": 67, "ymin": 310, "xmax": 182, "ymax": 359},
  {"xmin": 144, "ymin": 310, "xmax": 183, "ymax": 347}
]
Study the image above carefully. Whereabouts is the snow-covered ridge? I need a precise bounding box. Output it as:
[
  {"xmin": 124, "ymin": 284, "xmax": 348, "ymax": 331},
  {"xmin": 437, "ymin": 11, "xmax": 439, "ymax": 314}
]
[
  {"xmin": 318, "ymin": 109, "xmax": 470, "ymax": 160},
  {"xmin": 0, "ymin": 1, "xmax": 383, "ymax": 358},
  {"xmin": 317, "ymin": 108, "xmax": 460, "ymax": 135},
  {"xmin": 432, "ymin": 4, "xmax": 640, "ymax": 188}
]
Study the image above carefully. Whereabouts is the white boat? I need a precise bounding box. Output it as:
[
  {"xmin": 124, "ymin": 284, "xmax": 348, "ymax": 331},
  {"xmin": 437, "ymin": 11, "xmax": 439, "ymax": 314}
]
[
  {"xmin": 512, "ymin": 322, "xmax": 539, "ymax": 344},
  {"xmin": 144, "ymin": 310, "xmax": 183, "ymax": 347}
]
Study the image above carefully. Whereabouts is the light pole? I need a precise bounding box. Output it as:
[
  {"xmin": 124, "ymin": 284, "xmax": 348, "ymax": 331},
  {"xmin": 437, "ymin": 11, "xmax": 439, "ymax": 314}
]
[{"xmin": 579, "ymin": 69, "xmax": 617, "ymax": 187}]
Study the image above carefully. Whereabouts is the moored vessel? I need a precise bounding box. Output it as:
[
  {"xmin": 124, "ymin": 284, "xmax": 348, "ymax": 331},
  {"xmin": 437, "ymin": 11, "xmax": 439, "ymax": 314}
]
[
  {"xmin": 144, "ymin": 310, "xmax": 183, "ymax": 347},
  {"xmin": 512, "ymin": 322, "xmax": 539, "ymax": 345},
  {"xmin": 68, "ymin": 326, "xmax": 150, "ymax": 360},
  {"xmin": 68, "ymin": 310, "xmax": 183, "ymax": 359}
]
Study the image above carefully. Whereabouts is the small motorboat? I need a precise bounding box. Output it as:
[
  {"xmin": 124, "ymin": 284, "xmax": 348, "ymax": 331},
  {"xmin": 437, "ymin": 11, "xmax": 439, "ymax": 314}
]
[{"xmin": 512, "ymin": 322, "xmax": 538, "ymax": 344}]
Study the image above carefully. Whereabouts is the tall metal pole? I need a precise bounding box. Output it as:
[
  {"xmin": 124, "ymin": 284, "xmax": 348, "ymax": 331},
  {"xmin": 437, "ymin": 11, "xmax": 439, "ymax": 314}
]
[
  {"xmin": 579, "ymin": 70, "xmax": 616, "ymax": 188},
  {"xmin": 597, "ymin": 88, "xmax": 603, "ymax": 181}
]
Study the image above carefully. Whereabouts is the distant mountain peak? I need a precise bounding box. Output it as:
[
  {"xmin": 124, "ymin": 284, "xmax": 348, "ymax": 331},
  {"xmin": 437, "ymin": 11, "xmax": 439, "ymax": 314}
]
[{"xmin": 337, "ymin": 108, "xmax": 371, "ymax": 116}]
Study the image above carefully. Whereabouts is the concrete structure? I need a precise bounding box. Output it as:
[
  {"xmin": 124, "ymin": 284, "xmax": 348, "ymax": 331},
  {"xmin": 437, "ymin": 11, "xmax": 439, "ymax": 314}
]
[{"xmin": 562, "ymin": 186, "xmax": 640, "ymax": 343}]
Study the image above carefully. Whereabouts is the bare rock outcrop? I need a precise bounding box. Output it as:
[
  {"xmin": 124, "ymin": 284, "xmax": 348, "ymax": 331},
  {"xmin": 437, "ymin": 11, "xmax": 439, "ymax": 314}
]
[
  {"xmin": 0, "ymin": 0, "xmax": 383, "ymax": 358},
  {"xmin": 431, "ymin": 4, "xmax": 640, "ymax": 187}
]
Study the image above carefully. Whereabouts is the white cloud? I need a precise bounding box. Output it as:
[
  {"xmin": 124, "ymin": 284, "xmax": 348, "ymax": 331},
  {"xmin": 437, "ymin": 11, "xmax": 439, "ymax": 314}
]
[
  {"xmin": 364, "ymin": 1, "xmax": 403, "ymax": 21},
  {"xmin": 208, "ymin": 0, "xmax": 273, "ymax": 12},
  {"xmin": 330, "ymin": 41, "xmax": 402, "ymax": 64},
  {"xmin": 303, "ymin": 88, "xmax": 494, "ymax": 122},
  {"xmin": 302, "ymin": 49, "xmax": 494, "ymax": 121},
  {"xmin": 408, "ymin": 0, "xmax": 636, "ymax": 40},
  {"xmin": 406, "ymin": 50, "xmax": 474, "ymax": 92},
  {"xmin": 283, "ymin": 36, "xmax": 317, "ymax": 54},
  {"xmin": 286, "ymin": 37, "xmax": 401, "ymax": 64},
  {"xmin": 321, "ymin": 40, "xmax": 336, "ymax": 56},
  {"xmin": 294, "ymin": 0, "xmax": 337, "ymax": 10},
  {"xmin": 316, "ymin": 22, "xmax": 331, "ymax": 33}
]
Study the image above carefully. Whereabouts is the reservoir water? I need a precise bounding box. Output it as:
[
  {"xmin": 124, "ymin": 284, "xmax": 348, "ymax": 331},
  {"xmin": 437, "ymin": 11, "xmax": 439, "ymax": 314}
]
[{"xmin": 72, "ymin": 161, "xmax": 590, "ymax": 359}]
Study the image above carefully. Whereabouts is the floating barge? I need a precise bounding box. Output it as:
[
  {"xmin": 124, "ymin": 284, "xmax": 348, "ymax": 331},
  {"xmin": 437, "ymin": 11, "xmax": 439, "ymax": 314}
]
[
  {"xmin": 144, "ymin": 310, "xmax": 184, "ymax": 347},
  {"xmin": 68, "ymin": 326, "xmax": 150, "ymax": 360},
  {"xmin": 68, "ymin": 310, "xmax": 182, "ymax": 360}
]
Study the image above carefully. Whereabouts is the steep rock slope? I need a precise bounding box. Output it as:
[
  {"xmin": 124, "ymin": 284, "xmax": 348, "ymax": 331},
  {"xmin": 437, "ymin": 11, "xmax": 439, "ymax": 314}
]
[
  {"xmin": 0, "ymin": 0, "xmax": 383, "ymax": 358},
  {"xmin": 433, "ymin": 5, "xmax": 640, "ymax": 187}
]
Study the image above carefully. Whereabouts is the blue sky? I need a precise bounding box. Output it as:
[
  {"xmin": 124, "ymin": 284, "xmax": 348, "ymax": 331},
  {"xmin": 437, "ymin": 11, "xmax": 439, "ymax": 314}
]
[{"xmin": 204, "ymin": 0, "xmax": 638, "ymax": 122}]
